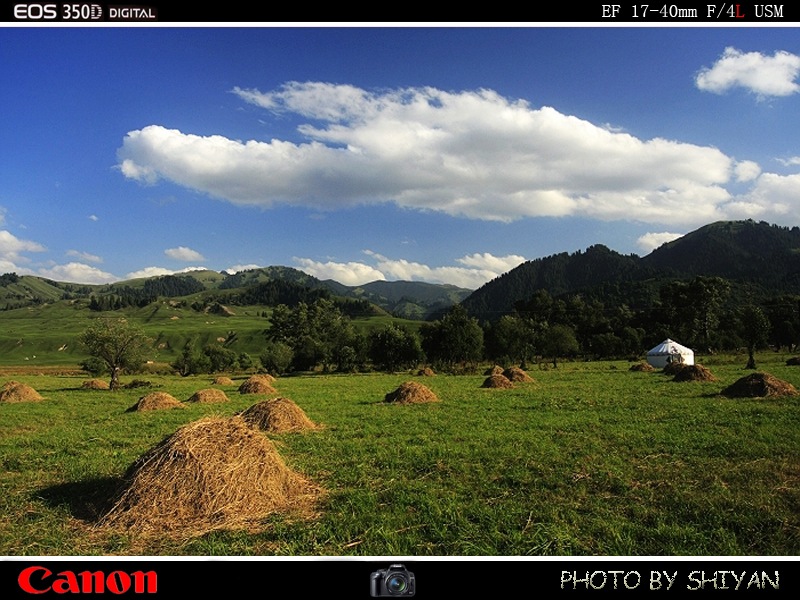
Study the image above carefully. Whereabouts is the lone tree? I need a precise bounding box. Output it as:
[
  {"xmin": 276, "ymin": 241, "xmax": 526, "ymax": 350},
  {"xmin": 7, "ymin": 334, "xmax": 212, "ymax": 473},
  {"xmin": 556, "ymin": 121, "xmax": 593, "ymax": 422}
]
[
  {"xmin": 739, "ymin": 304, "xmax": 770, "ymax": 370},
  {"xmin": 78, "ymin": 318, "xmax": 151, "ymax": 390}
]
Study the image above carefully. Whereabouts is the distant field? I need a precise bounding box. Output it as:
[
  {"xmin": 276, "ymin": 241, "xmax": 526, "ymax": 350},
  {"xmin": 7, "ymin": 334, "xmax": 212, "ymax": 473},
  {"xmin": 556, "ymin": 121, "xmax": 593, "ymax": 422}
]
[
  {"xmin": 0, "ymin": 302, "xmax": 420, "ymax": 367},
  {"xmin": 1, "ymin": 353, "xmax": 799, "ymax": 556}
]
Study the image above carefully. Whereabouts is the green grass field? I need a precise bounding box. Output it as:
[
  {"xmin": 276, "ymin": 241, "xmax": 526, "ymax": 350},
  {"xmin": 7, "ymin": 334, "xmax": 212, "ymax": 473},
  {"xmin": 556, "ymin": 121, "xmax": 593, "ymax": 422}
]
[
  {"xmin": 0, "ymin": 302, "xmax": 421, "ymax": 367},
  {"xmin": 1, "ymin": 353, "xmax": 799, "ymax": 556}
]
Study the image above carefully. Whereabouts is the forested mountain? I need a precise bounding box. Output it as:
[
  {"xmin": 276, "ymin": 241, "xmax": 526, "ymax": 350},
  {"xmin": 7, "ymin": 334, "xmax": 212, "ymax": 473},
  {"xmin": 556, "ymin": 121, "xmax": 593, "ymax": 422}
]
[
  {"xmin": 460, "ymin": 244, "xmax": 646, "ymax": 321},
  {"xmin": 461, "ymin": 220, "xmax": 800, "ymax": 322},
  {"xmin": 642, "ymin": 220, "xmax": 800, "ymax": 287}
]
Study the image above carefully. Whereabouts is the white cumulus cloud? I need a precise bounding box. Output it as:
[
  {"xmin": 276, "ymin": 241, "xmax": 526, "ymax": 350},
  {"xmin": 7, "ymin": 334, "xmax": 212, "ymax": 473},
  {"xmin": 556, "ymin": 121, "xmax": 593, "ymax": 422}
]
[
  {"xmin": 0, "ymin": 230, "xmax": 46, "ymax": 265},
  {"xmin": 636, "ymin": 232, "xmax": 684, "ymax": 254},
  {"xmin": 66, "ymin": 249, "xmax": 102, "ymax": 263},
  {"xmin": 37, "ymin": 262, "xmax": 118, "ymax": 285},
  {"xmin": 734, "ymin": 160, "xmax": 761, "ymax": 182},
  {"xmin": 165, "ymin": 246, "xmax": 205, "ymax": 262},
  {"xmin": 293, "ymin": 258, "xmax": 386, "ymax": 286},
  {"xmin": 696, "ymin": 47, "xmax": 800, "ymax": 97},
  {"xmin": 726, "ymin": 172, "xmax": 800, "ymax": 220},
  {"xmin": 125, "ymin": 265, "xmax": 207, "ymax": 280},
  {"xmin": 456, "ymin": 252, "xmax": 526, "ymax": 273},
  {"xmin": 294, "ymin": 250, "xmax": 528, "ymax": 289},
  {"xmin": 118, "ymin": 82, "xmax": 744, "ymax": 228},
  {"xmin": 777, "ymin": 156, "xmax": 800, "ymax": 167}
]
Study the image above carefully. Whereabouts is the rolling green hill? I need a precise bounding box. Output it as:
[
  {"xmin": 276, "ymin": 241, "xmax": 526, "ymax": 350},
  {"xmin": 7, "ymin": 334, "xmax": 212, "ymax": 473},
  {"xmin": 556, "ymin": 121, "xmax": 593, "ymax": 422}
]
[{"xmin": 0, "ymin": 266, "xmax": 465, "ymax": 366}]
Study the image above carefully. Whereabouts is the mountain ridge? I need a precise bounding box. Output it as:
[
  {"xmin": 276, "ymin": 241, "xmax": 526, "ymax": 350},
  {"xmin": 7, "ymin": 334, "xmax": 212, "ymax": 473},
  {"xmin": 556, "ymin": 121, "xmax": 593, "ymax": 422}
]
[{"xmin": 460, "ymin": 219, "xmax": 800, "ymax": 321}]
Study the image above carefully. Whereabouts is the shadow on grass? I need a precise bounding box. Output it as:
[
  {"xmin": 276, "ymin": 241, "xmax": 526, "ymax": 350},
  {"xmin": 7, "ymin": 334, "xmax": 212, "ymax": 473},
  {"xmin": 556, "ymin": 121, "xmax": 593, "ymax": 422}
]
[{"xmin": 35, "ymin": 477, "xmax": 123, "ymax": 522}]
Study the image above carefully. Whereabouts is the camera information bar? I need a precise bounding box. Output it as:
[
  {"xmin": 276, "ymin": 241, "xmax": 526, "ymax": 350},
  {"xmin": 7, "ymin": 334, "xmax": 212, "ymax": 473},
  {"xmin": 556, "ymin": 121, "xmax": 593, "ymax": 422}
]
[
  {"xmin": 3, "ymin": 2, "xmax": 799, "ymax": 22},
  {"xmin": 0, "ymin": 559, "xmax": 797, "ymax": 598}
]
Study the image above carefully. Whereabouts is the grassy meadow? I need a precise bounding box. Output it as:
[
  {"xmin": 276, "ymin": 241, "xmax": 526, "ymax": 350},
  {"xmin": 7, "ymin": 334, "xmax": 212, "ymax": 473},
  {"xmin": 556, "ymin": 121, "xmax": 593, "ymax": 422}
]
[{"xmin": 1, "ymin": 352, "xmax": 799, "ymax": 556}]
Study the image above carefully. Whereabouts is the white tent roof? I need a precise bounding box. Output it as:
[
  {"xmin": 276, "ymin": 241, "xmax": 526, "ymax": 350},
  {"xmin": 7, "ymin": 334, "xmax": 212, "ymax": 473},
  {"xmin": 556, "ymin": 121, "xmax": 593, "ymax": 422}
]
[
  {"xmin": 646, "ymin": 338, "xmax": 694, "ymax": 367},
  {"xmin": 647, "ymin": 338, "xmax": 693, "ymax": 356}
]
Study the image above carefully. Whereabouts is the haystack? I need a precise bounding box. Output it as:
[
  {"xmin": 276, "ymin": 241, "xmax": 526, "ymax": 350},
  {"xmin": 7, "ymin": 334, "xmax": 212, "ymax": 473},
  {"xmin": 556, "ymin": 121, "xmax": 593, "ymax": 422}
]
[
  {"xmin": 81, "ymin": 379, "xmax": 110, "ymax": 390},
  {"xmin": 130, "ymin": 392, "xmax": 184, "ymax": 412},
  {"xmin": 672, "ymin": 364, "xmax": 716, "ymax": 382},
  {"xmin": 484, "ymin": 365, "xmax": 505, "ymax": 376},
  {"xmin": 662, "ymin": 362, "xmax": 687, "ymax": 376},
  {"xmin": 98, "ymin": 416, "xmax": 319, "ymax": 535},
  {"xmin": 384, "ymin": 381, "xmax": 440, "ymax": 404},
  {"xmin": 238, "ymin": 375, "xmax": 277, "ymax": 395},
  {"xmin": 629, "ymin": 362, "xmax": 655, "ymax": 372},
  {"xmin": 186, "ymin": 388, "xmax": 229, "ymax": 404},
  {"xmin": 417, "ymin": 367, "xmax": 436, "ymax": 377},
  {"xmin": 239, "ymin": 397, "xmax": 319, "ymax": 433},
  {"xmin": 720, "ymin": 372, "xmax": 799, "ymax": 398},
  {"xmin": 212, "ymin": 376, "xmax": 235, "ymax": 385},
  {"xmin": 0, "ymin": 380, "xmax": 43, "ymax": 403},
  {"xmin": 503, "ymin": 366, "xmax": 534, "ymax": 382},
  {"xmin": 481, "ymin": 374, "xmax": 514, "ymax": 389}
]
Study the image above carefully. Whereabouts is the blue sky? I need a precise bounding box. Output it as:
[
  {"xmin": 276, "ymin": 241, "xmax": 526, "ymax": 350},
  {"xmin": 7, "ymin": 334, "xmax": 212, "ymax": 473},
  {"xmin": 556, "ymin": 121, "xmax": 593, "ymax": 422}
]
[{"xmin": 2, "ymin": 25, "xmax": 800, "ymax": 289}]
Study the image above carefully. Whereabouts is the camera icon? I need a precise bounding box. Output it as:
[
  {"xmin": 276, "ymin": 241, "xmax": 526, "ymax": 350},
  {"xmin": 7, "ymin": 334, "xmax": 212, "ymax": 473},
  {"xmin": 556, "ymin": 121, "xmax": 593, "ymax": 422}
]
[{"xmin": 370, "ymin": 564, "xmax": 415, "ymax": 597}]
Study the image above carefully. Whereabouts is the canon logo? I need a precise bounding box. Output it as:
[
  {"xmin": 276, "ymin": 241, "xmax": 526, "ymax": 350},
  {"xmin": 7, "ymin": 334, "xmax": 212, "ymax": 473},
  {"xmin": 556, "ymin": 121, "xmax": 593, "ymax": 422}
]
[{"xmin": 18, "ymin": 566, "xmax": 158, "ymax": 595}]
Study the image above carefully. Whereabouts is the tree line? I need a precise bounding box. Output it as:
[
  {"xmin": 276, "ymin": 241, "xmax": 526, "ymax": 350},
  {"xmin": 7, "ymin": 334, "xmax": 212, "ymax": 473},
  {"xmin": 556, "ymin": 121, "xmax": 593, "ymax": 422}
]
[{"xmin": 79, "ymin": 275, "xmax": 799, "ymax": 385}]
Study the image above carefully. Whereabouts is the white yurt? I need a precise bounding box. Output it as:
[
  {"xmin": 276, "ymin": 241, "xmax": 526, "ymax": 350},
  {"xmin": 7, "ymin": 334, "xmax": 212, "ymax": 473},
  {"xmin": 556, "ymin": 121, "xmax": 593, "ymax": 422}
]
[{"xmin": 646, "ymin": 338, "xmax": 695, "ymax": 368}]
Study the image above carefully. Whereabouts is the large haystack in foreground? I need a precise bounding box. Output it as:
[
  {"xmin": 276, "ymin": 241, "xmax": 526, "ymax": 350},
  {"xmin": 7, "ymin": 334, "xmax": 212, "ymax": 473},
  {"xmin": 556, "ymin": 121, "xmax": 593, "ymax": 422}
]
[
  {"xmin": 129, "ymin": 392, "xmax": 184, "ymax": 412},
  {"xmin": 502, "ymin": 366, "xmax": 534, "ymax": 382},
  {"xmin": 240, "ymin": 397, "xmax": 320, "ymax": 433},
  {"xmin": 672, "ymin": 364, "xmax": 716, "ymax": 382},
  {"xmin": 0, "ymin": 381, "xmax": 43, "ymax": 403},
  {"xmin": 98, "ymin": 416, "xmax": 319, "ymax": 535},
  {"xmin": 721, "ymin": 372, "xmax": 799, "ymax": 398},
  {"xmin": 238, "ymin": 375, "xmax": 277, "ymax": 395},
  {"xmin": 481, "ymin": 374, "xmax": 514, "ymax": 389},
  {"xmin": 186, "ymin": 388, "xmax": 229, "ymax": 404},
  {"xmin": 384, "ymin": 381, "xmax": 440, "ymax": 404}
]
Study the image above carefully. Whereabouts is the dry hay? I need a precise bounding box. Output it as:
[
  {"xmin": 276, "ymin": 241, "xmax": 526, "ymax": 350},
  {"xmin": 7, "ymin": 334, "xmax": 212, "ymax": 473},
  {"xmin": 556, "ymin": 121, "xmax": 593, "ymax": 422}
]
[
  {"xmin": 0, "ymin": 380, "xmax": 44, "ymax": 403},
  {"xmin": 672, "ymin": 364, "xmax": 716, "ymax": 382},
  {"xmin": 81, "ymin": 378, "xmax": 110, "ymax": 390},
  {"xmin": 662, "ymin": 362, "xmax": 687, "ymax": 376},
  {"xmin": 720, "ymin": 372, "xmax": 799, "ymax": 398},
  {"xmin": 481, "ymin": 374, "xmax": 514, "ymax": 389},
  {"xmin": 502, "ymin": 366, "xmax": 534, "ymax": 382},
  {"xmin": 384, "ymin": 381, "xmax": 440, "ymax": 404},
  {"xmin": 239, "ymin": 397, "xmax": 320, "ymax": 433},
  {"xmin": 212, "ymin": 376, "xmax": 235, "ymax": 386},
  {"xmin": 97, "ymin": 416, "xmax": 320, "ymax": 536},
  {"xmin": 130, "ymin": 392, "xmax": 184, "ymax": 412},
  {"xmin": 484, "ymin": 365, "xmax": 505, "ymax": 376},
  {"xmin": 629, "ymin": 362, "xmax": 655, "ymax": 372},
  {"xmin": 186, "ymin": 388, "xmax": 229, "ymax": 404},
  {"xmin": 238, "ymin": 375, "xmax": 278, "ymax": 395},
  {"xmin": 416, "ymin": 367, "xmax": 436, "ymax": 377},
  {"xmin": 786, "ymin": 357, "xmax": 800, "ymax": 366}
]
